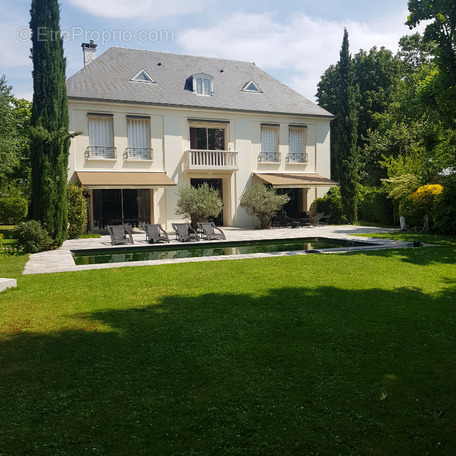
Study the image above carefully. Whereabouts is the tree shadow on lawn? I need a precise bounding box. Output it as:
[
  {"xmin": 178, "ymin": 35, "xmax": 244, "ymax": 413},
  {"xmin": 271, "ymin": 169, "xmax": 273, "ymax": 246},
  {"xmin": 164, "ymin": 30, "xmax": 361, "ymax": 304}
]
[
  {"xmin": 1, "ymin": 285, "xmax": 456, "ymax": 456},
  {"xmin": 348, "ymin": 244, "xmax": 456, "ymax": 266}
]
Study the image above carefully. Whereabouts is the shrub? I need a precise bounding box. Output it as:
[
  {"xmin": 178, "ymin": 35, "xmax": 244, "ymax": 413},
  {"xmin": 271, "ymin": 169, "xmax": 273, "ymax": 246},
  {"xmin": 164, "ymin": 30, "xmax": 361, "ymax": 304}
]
[
  {"xmin": 240, "ymin": 183, "xmax": 289, "ymax": 229},
  {"xmin": 310, "ymin": 187, "xmax": 346, "ymax": 224},
  {"xmin": 433, "ymin": 176, "xmax": 456, "ymax": 234},
  {"xmin": 400, "ymin": 184, "xmax": 443, "ymax": 228},
  {"xmin": 0, "ymin": 197, "xmax": 28, "ymax": 224},
  {"xmin": 358, "ymin": 186, "xmax": 394, "ymax": 225},
  {"xmin": 176, "ymin": 183, "xmax": 223, "ymax": 230},
  {"xmin": 14, "ymin": 220, "xmax": 52, "ymax": 253},
  {"xmin": 67, "ymin": 184, "xmax": 87, "ymax": 239}
]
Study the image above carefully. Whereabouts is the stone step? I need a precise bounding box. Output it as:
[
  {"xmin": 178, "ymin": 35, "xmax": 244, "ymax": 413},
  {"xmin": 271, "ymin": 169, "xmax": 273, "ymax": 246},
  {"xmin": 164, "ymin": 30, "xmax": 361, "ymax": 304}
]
[{"xmin": 0, "ymin": 278, "xmax": 17, "ymax": 293}]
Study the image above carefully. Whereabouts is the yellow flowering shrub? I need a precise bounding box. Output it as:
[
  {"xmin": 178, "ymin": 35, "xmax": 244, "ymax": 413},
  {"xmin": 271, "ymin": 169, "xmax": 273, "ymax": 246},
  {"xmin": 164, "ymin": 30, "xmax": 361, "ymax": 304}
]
[{"xmin": 401, "ymin": 184, "xmax": 444, "ymax": 228}]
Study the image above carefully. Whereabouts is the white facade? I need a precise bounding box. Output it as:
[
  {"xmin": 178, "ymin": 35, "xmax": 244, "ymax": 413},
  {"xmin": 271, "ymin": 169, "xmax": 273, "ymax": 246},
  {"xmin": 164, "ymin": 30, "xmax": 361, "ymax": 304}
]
[{"xmin": 67, "ymin": 47, "xmax": 334, "ymax": 230}]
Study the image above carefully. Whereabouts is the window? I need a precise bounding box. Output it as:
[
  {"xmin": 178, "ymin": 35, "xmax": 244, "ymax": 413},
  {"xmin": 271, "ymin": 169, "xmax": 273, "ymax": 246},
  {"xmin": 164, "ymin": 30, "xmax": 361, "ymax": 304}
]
[
  {"xmin": 87, "ymin": 114, "xmax": 115, "ymax": 159},
  {"xmin": 193, "ymin": 73, "xmax": 213, "ymax": 96},
  {"xmin": 242, "ymin": 80, "xmax": 262, "ymax": 93},
  {"xmin": 131, "ymin": 69, "xmax": 155, "ymax": 83},
  {"xmin": 126, "ymin": 116, "xmax": 152, "ymax": 160},
  {"xmin": 190, "ymin": 123, "xmax": 226, "ymax": 150},
  {"xmin": 260, "ymin": 124, "xmax": 280, "ymax": 162},
  {"xmin": 288, "ymin": 126, "xmax": 307, "ymax": 163}
]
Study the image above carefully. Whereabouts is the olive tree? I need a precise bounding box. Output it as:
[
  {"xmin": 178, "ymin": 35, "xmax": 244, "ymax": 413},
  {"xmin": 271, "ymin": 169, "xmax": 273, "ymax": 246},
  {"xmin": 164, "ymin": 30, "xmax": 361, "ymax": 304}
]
[
  {"xmin": 175, "ymin": 183, "xmax": 223, "ymax": 229},
  {"xmin": 240, "ymin": 182, "xmax": 289, "ymax": 229}
]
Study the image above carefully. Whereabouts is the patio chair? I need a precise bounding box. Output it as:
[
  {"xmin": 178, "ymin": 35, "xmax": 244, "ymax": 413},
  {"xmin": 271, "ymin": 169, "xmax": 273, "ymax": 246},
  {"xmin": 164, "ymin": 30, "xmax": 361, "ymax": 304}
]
[
  {"xmin": 143, "ymin": 223, "xmax": 170, "ymax": 244},
  {"xmin": 107, "ymin": 224, "xmax": 134, "ymax": 245},
  {"xmin": 303, "ymin": 212, "xmax": 325, "ymax": 227},
  {"xmin": 172, "ymin": 223, "xmax": 200, "ymax": 242},
  {"xmin": 272, "ymin": 210, "xmax": 293, "ymax": 228},
  {"xmin": 319, "ymin": 214, "xmax": 331, "ymax": 226},
  {"xmin": 198, "ymin": 222, "xmax": 226, "ymax": 240}
]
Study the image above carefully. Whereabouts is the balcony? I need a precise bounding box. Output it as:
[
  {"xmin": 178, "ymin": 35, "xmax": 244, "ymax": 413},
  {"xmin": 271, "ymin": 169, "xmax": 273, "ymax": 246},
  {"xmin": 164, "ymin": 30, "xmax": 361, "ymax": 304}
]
[
  {"xmin": 85, "ymin": 146, "xmax": 117, "ymax": 160},
  {"xmin": 258, "ymin": 151, "xmax": 281, "ymax": 163},
  {"xmin": 186, "ymin": 149, "xmax": 239, "ymax": 171},
  {"xmin": 124, "ymin": 147, "xmax": 153, "ymax": 161},
  {"xmin": 286, "ymin": 152, "xmax": 308, "ymax": 164}
]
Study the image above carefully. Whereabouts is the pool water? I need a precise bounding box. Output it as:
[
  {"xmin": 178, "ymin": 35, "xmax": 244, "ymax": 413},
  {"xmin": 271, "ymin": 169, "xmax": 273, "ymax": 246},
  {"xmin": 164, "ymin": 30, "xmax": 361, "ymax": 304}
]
[{"xmin": 72, "ymin": 237, "xmax": 377, "ymax": 266}]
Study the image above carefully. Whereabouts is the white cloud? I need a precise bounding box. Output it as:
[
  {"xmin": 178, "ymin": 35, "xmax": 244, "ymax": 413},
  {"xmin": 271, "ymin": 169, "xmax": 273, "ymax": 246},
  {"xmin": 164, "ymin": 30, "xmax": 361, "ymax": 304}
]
[
  {"xmin": 0, "ymin": 6, "xmax": 32, "ymax": 68},
  {"xmin": 68, "ymin": 0, "xmax": 211, "ymax": 19},
  {"xmin": 177, "ymin": 10, "xmax": 415, "ymax": 99}
]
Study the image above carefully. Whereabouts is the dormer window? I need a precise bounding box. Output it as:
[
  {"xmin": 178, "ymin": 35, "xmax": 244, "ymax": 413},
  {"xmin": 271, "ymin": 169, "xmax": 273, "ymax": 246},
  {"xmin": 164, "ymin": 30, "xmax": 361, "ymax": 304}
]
[
  {"xmin": 193, "ymin": 73, "xmax": 213, "ymax": 96},
  {"xmin": 242, "ymin": 80, "xmax": 262, "ymax": 93},
  {"xmin": 131, "ymin": 69, "xmax": 155, "ymax": 83}
]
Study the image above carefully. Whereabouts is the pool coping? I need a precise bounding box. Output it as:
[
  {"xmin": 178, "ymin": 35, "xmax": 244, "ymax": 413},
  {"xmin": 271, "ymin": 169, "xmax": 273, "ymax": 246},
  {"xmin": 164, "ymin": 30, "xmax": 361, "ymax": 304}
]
[{"xmin": 23, "ymin": 225, "xmax": 415, "ymax": 275}]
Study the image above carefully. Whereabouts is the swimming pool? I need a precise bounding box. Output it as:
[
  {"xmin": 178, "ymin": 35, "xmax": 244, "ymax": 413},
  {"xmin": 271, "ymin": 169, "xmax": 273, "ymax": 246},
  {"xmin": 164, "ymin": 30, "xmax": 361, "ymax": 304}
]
[{"xmin": 71, "ymin": 237, "xmax": 378, "ymax": 266}]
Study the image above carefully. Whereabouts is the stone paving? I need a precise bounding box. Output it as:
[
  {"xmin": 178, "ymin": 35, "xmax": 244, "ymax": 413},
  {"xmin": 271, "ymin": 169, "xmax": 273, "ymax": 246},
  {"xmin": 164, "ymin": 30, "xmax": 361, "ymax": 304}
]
[{"xmin": 23, "ymin": 224, "xmax": 408, "ymax": 275}]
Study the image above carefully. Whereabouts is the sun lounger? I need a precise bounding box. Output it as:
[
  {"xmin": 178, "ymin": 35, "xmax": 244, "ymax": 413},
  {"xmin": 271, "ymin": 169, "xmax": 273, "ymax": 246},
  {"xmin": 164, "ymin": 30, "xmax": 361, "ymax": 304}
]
[
  {"xmin": 107, "ymin": 224, "xmax": 134, "ymax": 245},
  {"xmin": 172, "ymin": 223, "xmax": 199, "ymax": 242},
  {"xmin": 143, "ymin": 224, "xmax": 170, "ymax": 243},
  {"xmin": 198, "ymin": 222, "xmax": 226, "ymax": 240}
]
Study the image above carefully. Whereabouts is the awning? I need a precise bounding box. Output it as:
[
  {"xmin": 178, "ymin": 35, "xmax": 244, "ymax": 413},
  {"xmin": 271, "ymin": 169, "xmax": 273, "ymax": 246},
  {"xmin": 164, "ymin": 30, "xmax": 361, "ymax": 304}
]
[
  {"xmin": 254, "ymin": 173, "xmax": 338, "ymax": 188},
  {"xmin": 76, "ymin": 171, "xmax": 176, "ymax": 189}
]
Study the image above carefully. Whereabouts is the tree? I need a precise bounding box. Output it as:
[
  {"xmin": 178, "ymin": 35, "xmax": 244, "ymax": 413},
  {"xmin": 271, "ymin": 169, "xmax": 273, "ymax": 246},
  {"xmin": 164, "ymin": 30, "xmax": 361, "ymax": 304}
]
[
  {"xmin": 175, "ymin": 183, "xmax": 223, "ymax": 230},
  {"xmin": 332, "ymin": 28, "xmax": 360, "ymax": 224},
  {"xmin": 240, "ymin": 182, "xmax": 289, "ymax": 229},
  {"xmin": 0, "ymin": 75, "xmax": 19, "ymax": 188},
  {"xmin": 29, "ymin": 0, "xmax": 71, "ymax": 247},
  {"xmin": 407, "ymin": 0, "xmax": 456, "ymax": 125}
]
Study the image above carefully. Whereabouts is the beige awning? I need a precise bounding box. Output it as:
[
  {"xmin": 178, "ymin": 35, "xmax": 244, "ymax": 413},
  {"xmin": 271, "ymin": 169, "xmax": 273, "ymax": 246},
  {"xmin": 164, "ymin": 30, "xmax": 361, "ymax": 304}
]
[
  {"xmin": 76, "ymin": 171, "xmax": 176, "ymax": 189},
  {"xmin": 254, "ymin": 173, "xmax": 338, "ymax": 188}
]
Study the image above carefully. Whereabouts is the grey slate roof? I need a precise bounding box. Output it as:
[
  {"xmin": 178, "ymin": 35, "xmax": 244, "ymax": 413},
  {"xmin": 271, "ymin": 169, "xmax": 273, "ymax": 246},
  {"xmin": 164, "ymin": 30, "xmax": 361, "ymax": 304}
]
[{"xmin": 66, "ymin": 47, "xmax": 333, "ymax": 118}]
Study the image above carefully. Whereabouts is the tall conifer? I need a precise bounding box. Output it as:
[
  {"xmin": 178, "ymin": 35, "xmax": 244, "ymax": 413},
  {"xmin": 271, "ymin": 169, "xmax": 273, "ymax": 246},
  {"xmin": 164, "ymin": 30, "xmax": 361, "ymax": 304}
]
[
  {"xmin": 333, "ymin": 28, "xmax": 360, "ymax": 224},
  {"xmin": 29, "ymin": 0, "xmax": 69, "ymax": 246}
]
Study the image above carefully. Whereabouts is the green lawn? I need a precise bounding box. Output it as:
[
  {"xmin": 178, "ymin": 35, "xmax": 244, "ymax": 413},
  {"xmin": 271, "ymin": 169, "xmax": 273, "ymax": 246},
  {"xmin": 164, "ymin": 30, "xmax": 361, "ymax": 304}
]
[{"xmin": 1, "ymin": 240, "xmax": 456, "ymax": 455}]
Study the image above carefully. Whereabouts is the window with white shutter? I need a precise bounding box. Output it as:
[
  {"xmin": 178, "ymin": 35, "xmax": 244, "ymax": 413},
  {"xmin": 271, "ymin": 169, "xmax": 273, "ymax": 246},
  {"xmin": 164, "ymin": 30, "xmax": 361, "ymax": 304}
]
[
  {"xmin": 87, "ymin": 114, "xmax": 116, "ymax": 159},
  {"xmin": 288, "ymin": 126, "xmax": 307, "ymax": 163},
  {"xmin": 260, "ymin": 125, "xmax": 279, "ymax": 162},
  {"xmin": 126, "ymin": 117, "xmax": 152, "ymax": 160}
]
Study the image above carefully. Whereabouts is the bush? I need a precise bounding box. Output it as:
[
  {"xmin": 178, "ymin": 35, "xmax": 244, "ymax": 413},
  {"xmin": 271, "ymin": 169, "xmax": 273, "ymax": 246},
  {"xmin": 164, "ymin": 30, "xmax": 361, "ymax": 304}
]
[
  {"xmin": 358, "ymin": 186, "xmax": 394, "ymax": 225},
  {"xmin": 176, "ymin": 183, "xmax": 223, "ymax": 230},
  {"xmin": 433, "ymin": 176, "xmax": 456, "ymax": 234},
  {"xmin": 310, "ymin": 187, "xmax": 346, "ymax": 224},
  {"xmin": 14, "ymin": 220, "xmax": 52, "ymax": 253},
  {"xmin": 0, "ymin": 197, "xmax": 28, "ymax": 224},
  {"xmin": 67, "ymin": 184, "xmax": 87, "ymax": 239},
  {"xmin": 400, "ymin": 184, "xmax": 443, "ymax": 228},
  {"xmin": 240, "ymin": 183, "xmax": 290, "ymax": 229}
]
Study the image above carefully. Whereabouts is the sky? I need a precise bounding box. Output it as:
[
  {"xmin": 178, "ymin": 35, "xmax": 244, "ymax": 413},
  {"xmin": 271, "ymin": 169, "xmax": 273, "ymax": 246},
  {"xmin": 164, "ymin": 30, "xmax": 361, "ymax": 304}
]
[{"xmin": 1, "ymin": 0, "xmax": 422, "ymax": 102}]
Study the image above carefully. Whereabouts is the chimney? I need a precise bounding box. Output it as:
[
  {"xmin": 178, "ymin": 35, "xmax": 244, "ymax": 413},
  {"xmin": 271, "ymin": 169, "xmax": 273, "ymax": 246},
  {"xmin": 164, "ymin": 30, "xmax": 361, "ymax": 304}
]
[{"xmin": 82, "ymin": 40, "xmax": 97, "ymax": 67}]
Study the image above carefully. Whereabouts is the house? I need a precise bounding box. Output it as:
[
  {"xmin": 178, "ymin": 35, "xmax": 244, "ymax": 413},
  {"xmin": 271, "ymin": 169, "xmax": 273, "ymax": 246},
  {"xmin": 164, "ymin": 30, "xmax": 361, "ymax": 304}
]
[{"xmin": 66, "ymin": 44, "xmax": 336, "ymax": 230}]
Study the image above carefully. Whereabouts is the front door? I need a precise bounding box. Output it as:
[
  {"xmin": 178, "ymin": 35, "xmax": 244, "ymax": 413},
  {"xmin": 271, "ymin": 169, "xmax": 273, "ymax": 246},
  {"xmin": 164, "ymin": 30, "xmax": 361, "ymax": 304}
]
[{"xmin": 190, "ymin": 178, "xmax": 223, "ymax": 226}]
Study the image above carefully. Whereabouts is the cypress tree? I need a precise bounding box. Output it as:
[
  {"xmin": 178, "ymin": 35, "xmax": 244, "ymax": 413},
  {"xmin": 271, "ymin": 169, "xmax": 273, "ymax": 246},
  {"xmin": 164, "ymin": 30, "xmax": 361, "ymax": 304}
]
[
  {"xmin": 29, "ymin": 0, "xmax": 69, "ymax": 246},
  {"xmin": 333, "ymin": 28, "xmax": 360, "ymax": 224}
]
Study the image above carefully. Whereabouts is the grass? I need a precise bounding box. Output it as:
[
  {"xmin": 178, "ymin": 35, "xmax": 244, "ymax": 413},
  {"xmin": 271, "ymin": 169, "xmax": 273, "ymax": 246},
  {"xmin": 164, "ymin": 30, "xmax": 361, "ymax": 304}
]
[{"xmin": 1, "ymin": 238, "xmax": 456, "ymax": 455}]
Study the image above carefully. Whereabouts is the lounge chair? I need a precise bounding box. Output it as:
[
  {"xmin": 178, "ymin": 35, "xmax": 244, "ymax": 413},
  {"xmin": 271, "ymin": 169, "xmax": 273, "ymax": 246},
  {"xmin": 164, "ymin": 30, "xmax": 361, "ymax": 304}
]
[
  {"xmin": 303, "ymin": 212, "xmax": 325, "ymax": 227},
  {"xmin": 107, "ymin": 224, "xmax": 134, "ymax": 245},
  {"xmin": 198, "ymin": 222, "xmax": 226, "ymax": 240},
  {"xmin": 172, "ymin": 223, "xmax": 199, "ymax": 242},
  {"xmin": 319, "ymin": 214, "xmax": 331, "ymax": 226},
  {"xmin": 143, "ymin": 223, "xmax": 170, "ymax": 244}
]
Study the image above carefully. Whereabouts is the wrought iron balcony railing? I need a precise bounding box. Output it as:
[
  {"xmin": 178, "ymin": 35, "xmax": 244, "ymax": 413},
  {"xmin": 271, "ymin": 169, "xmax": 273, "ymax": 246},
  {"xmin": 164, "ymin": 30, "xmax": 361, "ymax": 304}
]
[
  {"xmin": 258, "ymin": 151, "xmax": 281, "ymax": 163},
  {"xmin": 85, "ymin": 146, "xmax": 117, "ymax": 160},
  {"xmin": 125, "ymin": 147, "xmax": 153, "ymax": 161},
  {"xmin": 286, "ymin": 152, "xmax": 308, "ymax": 164}
]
